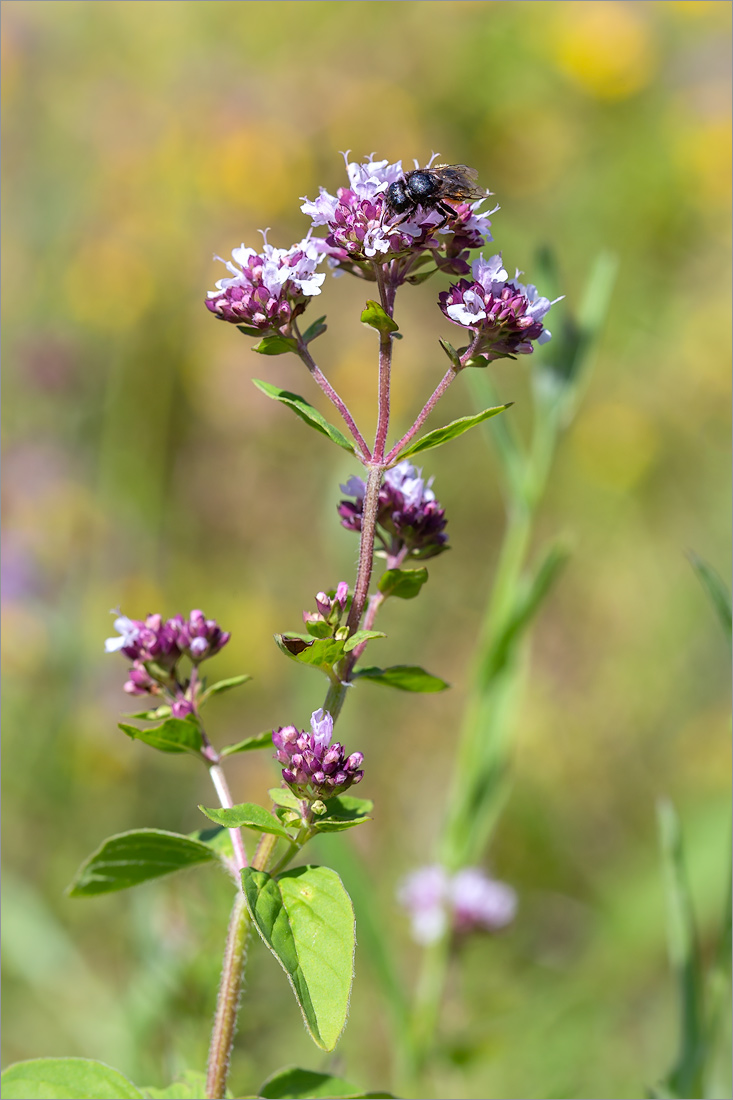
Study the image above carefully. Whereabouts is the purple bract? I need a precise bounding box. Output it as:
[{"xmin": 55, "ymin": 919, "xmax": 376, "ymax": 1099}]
[
  {"xmin": 338, "ymin": 461, "xmax": 448, "ymax": 561},
  {"xmin": 273, "ymin": 708, "xmax": 364, "ymax": 802}
]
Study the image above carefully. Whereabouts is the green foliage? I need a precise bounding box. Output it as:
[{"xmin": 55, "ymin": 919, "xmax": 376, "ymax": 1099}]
[
  {"xmin": 274, "ymin": 634, "xmax": 346, "ymax": 676},
  {"xmin": 199, "ymin": 802, "xmax": 294, "ymax": 840},
  {"xmin": 352, "ymin": 665, "xmax": 449, "ymax": 692},
  {"xmin": 251, "ymin": 334, "xmax": 299, "ymax": 356},
  {"xmin": 252, "ymin": 379, "xmax": 355, "ymax": 454},
  {"xmin": 310, "ymin": 795, "xmax": 373, "ymax": 833},
  {"xmin": 200, "ymin": 674, "xmax": 252, "ymax": 702},
  {"xmin": 0, "ymin": 1058, "xmax": 143, "ymax": 1099},
  {"xmin": 257, "ymin": 1065, "xmax": 395, "ymax": 1098},
  {"xmin": 395, "ymin": 404, "xmax": 511, "ymax": 461},
  {"xmin": 241, "ymin": 865, "xmax": 355, "ymax": 1052},
  {"xmin": 689, "ymin": 554, "xmax": 732, "ymax": 649},
  {"xmin": 438, "ymin": 337, "xmax": 462, "ymax": 370},
  {"xmin": 654, "ymin": 800, "xmax": 706, "ymax": 1098},
  {"xmin": 141, "ymin": 1071, "xmax": 215, "ymax": 1098},
  {"xmin": 300, "ymin": 315, "xmax": 328, "ymax": 344},
  {"xmin": 343, "ymin": 629, "xmax": 386, "ymax": 652},
  {"xmin": 377, "ymin": 568, "xmax": 428, "ymax": 600},
  {"xmin": 118, "ymin": 716, "xmax": 203, "ymax": 755},
  {"xmin": 360, "ymin": 300, "xmax": 399, "ymax": 335},
  {"xmin": 219, "ymin": 730, "xmax": 274, "ymax": 756},
  {"xmin": 67, "ymin": 829, "xmax": 221, "ymax": 897}
]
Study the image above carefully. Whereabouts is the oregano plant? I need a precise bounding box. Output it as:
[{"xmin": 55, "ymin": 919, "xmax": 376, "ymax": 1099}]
[{"xmin": 1, "ymin": 152, "xmax": 564, "ymax": 1100}]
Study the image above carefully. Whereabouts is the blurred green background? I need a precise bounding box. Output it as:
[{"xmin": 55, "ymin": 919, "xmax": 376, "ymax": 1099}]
[{"xmin": 2, "ymin": 2, "xmax": 730, "ymax": 1098}]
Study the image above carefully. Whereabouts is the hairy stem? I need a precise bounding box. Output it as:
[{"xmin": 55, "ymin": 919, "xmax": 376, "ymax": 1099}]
[
  {"xmin": 208, "ymin": 762, "xmax": 248, "ymax": 872},
  {"xmin": 205, "ymin": 892, "xmax": 251, "ymax": 1100},
  {"xmin": 294, "ymin": 323, "xmax": 371, "ymax": 461},
  {"xmin": 384, "ymin": 366, "xmax": 458, "ymax": 465}
]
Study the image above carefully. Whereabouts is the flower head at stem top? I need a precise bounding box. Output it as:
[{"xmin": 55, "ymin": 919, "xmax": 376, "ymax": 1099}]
[
  {"xmin": 439, "ymin": 253, "xmax": 562, "ymax": 363},
  {"xmin": 105, "ymin": 608, "xmax": 230, "ymax": 715},
  {"xmin": 397, "ymin": 865, "xmax": 517, "ymax": 945},
  {"xmin": 273, "ymin": 708, "xmax": 364, "ymax": 803},
  {"xmin": 338, "ymin": 461, "xmax": 448, "ymax": 562},
  {"xmin": 205, "ymin": 235, "xmax": 325, "ymax": 331},
  {"xmin": 301, "ymin": 152, "xmax": 495, "ymax": 279}
]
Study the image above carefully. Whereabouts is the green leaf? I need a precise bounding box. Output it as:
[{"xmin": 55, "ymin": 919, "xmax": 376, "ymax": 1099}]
[
  {"xmin": 251, "ymin": 334, "xmax": 299, "ymax": 355},
  {"xmin": 689, "ymin": 553, "xmax": 732, "ymax": 649},
  {"xmin": 126, "ymin": 704, "xmax": 172, "ymax": 721},
  {"xmin": 352, "ymin": 665, "xmax": 449, "ymax": 692},
  {"xmin": 304, "ymin": 620, "xmax": 334, "ymax": 639},
  {"xmin": 118, "ymin": 716, "xmax": 203, "ymax": 755},
  {"xmin": 237, "ymin": 323, "xmax": 265, "ymax": 337},
  {"xmin": 0, "ymin": 1058, "xmax": 143, "ymax": 1099},
  {"xmin": 378, "ymin": 568, "xmax": 428, "ymax": 600},
  {"xmin": 200, "ymin": 673, "xmax": 252, "ymax": 701},
  {"xmin": 275, "ymin": 634, "xmax": 346, "ymax": 675},
  {"xmin": 141, "ymin": 1071, "xmax": 215, "ymax": 1098},
  {"xmin": 67, "ymin": 829, "xmax": 220, "ymax": 897},
  {"xmin": 219, "ymin": 730, "xmax": 274, "ymax": 756},
  {"xmin": 269, "ymin": 787, "xmax": 302, "ymax": 810},
  {"xmin": 301, "ymin": 315, "xmax": 328, "ymax": 344},
  {"xmin": 396, "ymin": 404, "xmax": 512, "ymax": 461},
  {"xmin": 241, "ymin": 865, "xmax": 355, "ymax": 1051},
  {"xmin": 252, "ymin": 379, "xmax": 355, "ymax": 454},
  {"xmin": 360, "ymin": 299, "xmax": 399, "ymax": 335},
  {"xmin": 257, "ymin": 1066, "xmax": 393, "ymax": 1099},
  {"xmin": 312, "ymin": 795, "xmax": 373, "ymax": 833},
  {"xmin": 438, "ymin": 337, "xmax": 462, "ymax": 370},
  {"xmin": 199, "ymin": 802, "xmax": 293, "ymax": 840},
  {"xmin": 343, "ymin": 629, "xmax": 386, "ymax": 653},
  {"xmin": 190, "ymin": 825, "xmax": 235, "ymax": 861},
  {"xmin": 656, "ymin": 799, "xmax": 706, "ymax": 1099}
]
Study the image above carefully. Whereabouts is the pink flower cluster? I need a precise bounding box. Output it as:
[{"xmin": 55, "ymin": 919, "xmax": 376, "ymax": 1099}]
[
  {"xmin": 273, "ymin": 708, "xmax": 364, "ymax": 802},
  {"xmin": 398, "ymin": 864, "xmax": 517, "ymax": 944}
]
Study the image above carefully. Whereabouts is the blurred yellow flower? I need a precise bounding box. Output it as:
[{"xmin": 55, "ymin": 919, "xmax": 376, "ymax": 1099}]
[{"xmin": 551, "ymin": 0, "xmax": 656, "ymax": 100}]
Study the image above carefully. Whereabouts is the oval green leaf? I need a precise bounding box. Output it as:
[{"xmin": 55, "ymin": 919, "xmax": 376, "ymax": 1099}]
[
  {"xmin": 258, "ymin": 1067, "xmax": 363, "ymax": 1099},
  {"xmin": 252, "ymin": 379, "xmax": 355, "ymax": 454},
  {"xmin": 199, "ymin": 802, "xmax": 293, "ymax": 840},
  {"xmin": 377, "ymin": 568, "xmax": 428, "ymax": 600},
  {"xmin": 352, "ymin": 665, "xmax": 449, "ymax": 692},
  {"xmin": 251, "ymin": 334, "xmax": 299, "ymax": 355},
  {"xmin": 67, "ymin": 829, "xmax": 221, "ymax": 897},
  {"xmin": 200, "ymin": 674, "xmax": 252, "ymax": 701},
  {"xmin": 312, "ymin": 795, "xmax": 373, "ymax": 834},
  {"xmin": 0, "ymin": 1058, "xmax": 143, "ymax": 1099},
  {"xmin": 140, "ymin": 1070, "xmax": 215, "ymax": 1098},
  {"xmin": 395, "ymin": 404, "xmax": 512, "ymax": 460},
  {"xmin": 275, "ymin": 634, "xmax": 346, "ymax": 675},
  {"xmin": 241, "ymin": 865, "xmax": 355, "ymax": 1051},
  {"xmin": 118, "ymin": 716, "xmax": 203, "ymax": 755},
  {"xmin": 343, "ymin": 629, "xmax": 386, "ymax": 653},
  {"xmin": 360, "ymin": 299, "xmax": 399, "ymax": 335}
]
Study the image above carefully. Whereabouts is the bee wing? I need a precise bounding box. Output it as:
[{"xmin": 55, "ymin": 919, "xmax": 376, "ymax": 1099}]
[{"xmin": 433, "ymin": 164, "xmax": 485, "ymax": 201}]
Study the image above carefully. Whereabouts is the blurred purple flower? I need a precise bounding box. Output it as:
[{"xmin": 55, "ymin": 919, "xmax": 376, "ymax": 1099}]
[
  {"xmin": 338, "ymin": 461, "xmax": 448, "ymax": 560},
  {"xmin": 398, "ymin": 864, "xmax": 517, "ymax": 944},
  {"xmin": 439, "ymin": 253, "xmax": 560, "ymax": 362},
  {"xmin": 206, "ymin": 236, "xmax": 325, "ymax": 330},
  {"xmin": 449, "ymin": 868, "xmax": 517, "ymax": 934},
  {"xmin": 273, "ymin": 708, "xmax": 364, "ymax": 802},
  {"xmin": 397, "ymin": 865, "xmax": 450, "ymax": 945}
]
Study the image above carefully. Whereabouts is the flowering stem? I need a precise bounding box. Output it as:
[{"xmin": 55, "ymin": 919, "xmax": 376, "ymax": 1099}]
[
  {"xmin": 205, "ymin": 892, "xmax": 251, "ymax": 1100},
  {"xmin": 384, "ymin": 366, "xmax": 458, "ymax": 466},
  {"xmin": 373, "ymin": 265, "xmax": 395, "ymax": 463},
  {"xmin": 207, "ymin": 762, "xmax": 249, "ymax": 872},
  {"xmin": 294, "ymin": 324, "xmax": 371, "ymax": 461}
]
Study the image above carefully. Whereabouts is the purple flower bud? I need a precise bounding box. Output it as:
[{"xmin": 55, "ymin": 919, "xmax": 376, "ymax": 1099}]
[
  {"xmin": 335, "ymin": 581, "xmax": 349, "ymax": 608},
  {"xmin": 439, "ymin": 253, "xmax": 561, "ymax": 363},
  {"xmin": 271, "ymin": 708, "xmax": 364, "ymax": 802},
  {"xmin": 123, "ymin": 662, "xmax": 157, "ymax": 696},
  {"xmin": 315, "ymin": 592, "xmax": 332, "ymax": 618},
  {"xmin": 172, "ymin": 699, "xmax": 194, "ymax": 718}
]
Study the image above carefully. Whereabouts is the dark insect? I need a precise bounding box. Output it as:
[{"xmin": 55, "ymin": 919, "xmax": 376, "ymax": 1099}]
[{"xmin": 384, "ymin": 164, "xmax": 485, "ymax": 222}]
